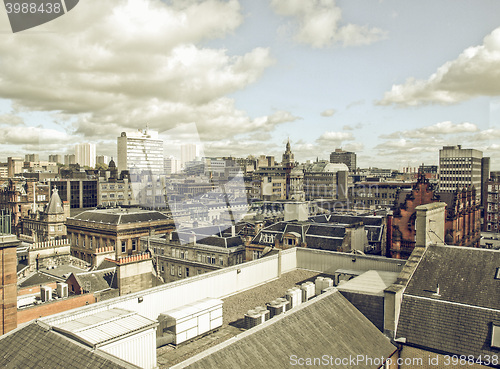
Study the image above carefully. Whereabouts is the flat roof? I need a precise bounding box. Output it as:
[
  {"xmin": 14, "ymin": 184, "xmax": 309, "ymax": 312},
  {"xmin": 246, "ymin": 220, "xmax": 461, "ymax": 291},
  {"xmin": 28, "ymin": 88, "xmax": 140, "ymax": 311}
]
[{"xmin": 157, "ymin": 269, "xmax": 324, "ymax": 368}]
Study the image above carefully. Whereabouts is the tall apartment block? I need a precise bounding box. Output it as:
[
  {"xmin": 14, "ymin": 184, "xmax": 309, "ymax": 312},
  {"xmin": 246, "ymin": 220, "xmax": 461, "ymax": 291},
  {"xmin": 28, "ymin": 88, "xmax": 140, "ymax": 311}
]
[
  {"xmin": 438, "ymin": 145, "xmax": 483, "ymax": 202},
  {"xmin": 330, "ymin": 149, "xmax": 356, "ymax": 172},
  {"xmin": 180, "ymin": 144, "xmax": 197, "ymax": 169},
  {"xmin": 48, "ymin": 154, "xmax": 62, "ymax": 164},
  {"xmin": 117, "ymin": 129, "xmax": 164, "ymax": 175},
  {"xmin": 75, "ymin": 143, "xmax": 96, "ymax": 168}
]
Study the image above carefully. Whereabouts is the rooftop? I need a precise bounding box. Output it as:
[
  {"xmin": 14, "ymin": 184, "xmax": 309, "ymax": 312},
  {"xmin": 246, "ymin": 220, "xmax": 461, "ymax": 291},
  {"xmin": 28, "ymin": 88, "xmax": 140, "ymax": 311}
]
[
  {"xmin": 70, "ymin": 208, "xmax": 170, "ymax": 225},
  {"xmin": 175, "ymin": 289, "xmax": 396, "ymax": 369},
  {"xmin": 0, "ymin": 320, "xmax": 139, "ymax": 369},
  {"xmin": 396, "ymin": 245, "xmax": 500, "ymax": 359}
]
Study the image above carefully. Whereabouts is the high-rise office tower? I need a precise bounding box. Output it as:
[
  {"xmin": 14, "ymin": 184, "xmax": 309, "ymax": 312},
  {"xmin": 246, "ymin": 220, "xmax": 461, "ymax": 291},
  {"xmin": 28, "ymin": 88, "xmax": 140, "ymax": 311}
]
[
  {"xmin": 117, "ymin": 128, "xmax": 164, "ymax": 174},
  {"xmin": 438, "ymin": 145, "xmax": 483, "ymax": 202},
  {"xmin": 330, "ymin": 148, "xmax": 356, "ymax": 172},
  {"xmin": 75, "ymin": 143, "xmax": 96, "ymax": 168}
]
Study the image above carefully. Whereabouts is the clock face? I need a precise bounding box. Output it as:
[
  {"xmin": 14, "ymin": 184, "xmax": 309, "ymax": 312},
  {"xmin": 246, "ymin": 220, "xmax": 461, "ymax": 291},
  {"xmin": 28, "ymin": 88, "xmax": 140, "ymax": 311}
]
[{"xmin": 4, "ymin": 0, "xmax": 79, "ymax": 33}]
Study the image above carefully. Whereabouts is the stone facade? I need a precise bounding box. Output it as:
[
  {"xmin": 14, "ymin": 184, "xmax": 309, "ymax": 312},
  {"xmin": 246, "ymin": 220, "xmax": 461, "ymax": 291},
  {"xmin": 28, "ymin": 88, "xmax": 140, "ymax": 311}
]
[
  {"xmin": 0, "ymin": 234, "xmax": 18, "ymax": 335},
  {"xmin": 391, "ymin": 175, "xmax": 480, "ymax": 259}
]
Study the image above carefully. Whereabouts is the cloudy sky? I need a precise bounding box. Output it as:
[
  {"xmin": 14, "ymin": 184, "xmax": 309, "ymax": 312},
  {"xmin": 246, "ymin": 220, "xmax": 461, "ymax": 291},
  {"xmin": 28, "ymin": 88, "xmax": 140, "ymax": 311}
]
[{"xmin": 2, "ymin": 0, "xmax": 500, "ymax": 169}]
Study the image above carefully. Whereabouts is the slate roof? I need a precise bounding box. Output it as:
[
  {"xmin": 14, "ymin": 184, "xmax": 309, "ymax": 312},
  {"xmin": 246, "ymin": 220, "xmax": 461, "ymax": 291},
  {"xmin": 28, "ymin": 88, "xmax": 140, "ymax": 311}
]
[
  {"xmin": 178, "ymin": 290, "xmax": 396, "ymax": 369},
  {"xmin": 0, "ymin": 320, "xmax": 139, "ymax": 369},
  {"xmin": 72, "ymin": 208, "xmax": 169, "ymax": 225},
  {"xmin": 45, "ymin": 188, "xmax": 64, "ymax": 215},
  {"xmin": 396, "ymin": 245, "xmax": 500, "ymax": 360},
  {"xmin": 18, "ymin": 271, "xmax": 61, "ymax": 288},
  {"xmin": 70, "ymin": 270, "xmax": 113, "ymax": 293}
]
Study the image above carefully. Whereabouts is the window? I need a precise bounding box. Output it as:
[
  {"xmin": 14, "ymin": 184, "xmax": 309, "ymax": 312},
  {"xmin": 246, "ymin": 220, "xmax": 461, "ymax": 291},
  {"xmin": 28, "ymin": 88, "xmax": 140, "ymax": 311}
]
[
  {"xmin": 121, "ymin": 241, "xmax": 126, "ymax": 253},
  {"xmin": 170, "ymin": 265, "xmax": 175, "ymax": 275},
  {"xmin": 161, "ymin": 264, "xmax": 164, "ymax": 273},
  {"xmin": 219, "ymin": 257, "xmax": 224, "ymax": 266},
  {"xmin": 178, "ymin": 266, "xmax": 182, "ymax": 277},
  {"xmin": 82, "ymin": 237, "xmax": 85, "ymax": 248},
  {"xmin": 132, "ymin": 239, "xmax": 137, "ymax": 251},
  {"xmin": 492, "ymin": 325, "xmax": 500, "ymax": 348},
  {"xmin": 186, "ymin": 267, "xmax": 190, "ymax": 277}
]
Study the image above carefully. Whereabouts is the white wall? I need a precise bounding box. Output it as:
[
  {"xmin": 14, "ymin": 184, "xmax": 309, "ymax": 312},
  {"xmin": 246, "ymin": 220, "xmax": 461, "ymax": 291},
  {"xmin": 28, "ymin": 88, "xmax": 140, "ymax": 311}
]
[{"xmin": 100, "ymin": 328, "xmax": 157, "ymax": 369}]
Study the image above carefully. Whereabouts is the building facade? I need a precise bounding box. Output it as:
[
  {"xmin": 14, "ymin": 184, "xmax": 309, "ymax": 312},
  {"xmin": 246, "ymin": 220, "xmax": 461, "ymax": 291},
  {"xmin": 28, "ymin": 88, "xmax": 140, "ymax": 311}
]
[
  {"xmin": 391, "ymin": 175, "xmax": 481, "ymax": 259},
  {"xmin": 75, "ymin": 143, "xmax": 96, "ymax": 168},
  {"xmin": 65, "ymin": 208, "xmax": 174, "ymax": 266},
  {"xmin": 117, "ymin": 129, "xmax": 164, "ymax": 175},
  {"xmin": 145, "ymin": 229, "xmax": 245, "ymax": 283},
  {"xmin": 20, "ymin": 187, "xmax": 70, "ymax": 243},
  {"xmin": 330, "ymin": 148, "xmax": 356, "ymax": 172},
  {"xmin": 438, "ymin": 145, "xmax": 483, "ymax": 201}
]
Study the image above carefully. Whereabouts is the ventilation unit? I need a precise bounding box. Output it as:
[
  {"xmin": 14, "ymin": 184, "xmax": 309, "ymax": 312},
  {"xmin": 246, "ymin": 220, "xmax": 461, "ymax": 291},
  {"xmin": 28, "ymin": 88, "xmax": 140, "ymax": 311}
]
[
  {"xmin": 276, "ymin": 297, "xmax": 290, "ymax": 312},
  {"xmin": 285, "ymin": 287, "xmax": 302, "ymax": 309},
  {"xmin": 40, "ymin": 286, "xmax": 52, "ymax": 302},
  {"xmin": 244, "ymin": 309, "xmax": 263, "ymax": 329},
  {"xmin": 266, "ymin": 300, "xmax": 286, "ymax": 318},
  {"xmin": 57, "ymin": 282, "xmax": 68, "ymax": 298},
  {"xmin": 254, "ymin": 306, "xmax": 270, "ymax": 322},
  {"xmin": 322, "ymin": 277, "xmax": 333, "ymax": 291},
  {"xmin": 315, "ymin": 277, "xmax": 325, "ymax": 295},
  {"xmin": 300, "ymin": 281, "xmax": 315, "ymax": 302}
]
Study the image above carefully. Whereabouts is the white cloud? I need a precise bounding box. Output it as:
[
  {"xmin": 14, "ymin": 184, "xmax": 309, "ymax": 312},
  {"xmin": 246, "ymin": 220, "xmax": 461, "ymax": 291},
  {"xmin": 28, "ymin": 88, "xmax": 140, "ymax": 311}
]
[
  {"xmin": 0, "ymin": 0, "xmax": 280, "ymax": 147},
  {"xmin": 378, "ymin": 27, "xmax": 500, "ymax": 106},
  {"xmin": 0, "ymin": 125, "xmax": 73, "ymax": 145},
  {"xmin": 384, "ymin": 121, "xmax": 479, "ymax": 139},
  {"xmin": 321, "ymin": 109, "xmax": 336, "ymax": 117},
  {"xmin": 270, "ymin": 0, "xmax": 386, "ymax": 48}
]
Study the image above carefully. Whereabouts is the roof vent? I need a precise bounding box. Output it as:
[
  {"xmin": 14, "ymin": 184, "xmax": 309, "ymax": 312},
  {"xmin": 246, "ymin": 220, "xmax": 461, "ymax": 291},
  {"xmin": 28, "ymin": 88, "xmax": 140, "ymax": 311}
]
[{"xmin": 496, "ymin": 268, "xmax": 500, "ymax": 280}]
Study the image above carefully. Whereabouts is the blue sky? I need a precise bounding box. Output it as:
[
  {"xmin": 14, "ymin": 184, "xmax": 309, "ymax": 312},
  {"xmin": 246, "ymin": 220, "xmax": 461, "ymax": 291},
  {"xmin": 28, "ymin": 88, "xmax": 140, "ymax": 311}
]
[{"xmin": 1, "ymin": 0, "xmax": 500, "ymax": 169}]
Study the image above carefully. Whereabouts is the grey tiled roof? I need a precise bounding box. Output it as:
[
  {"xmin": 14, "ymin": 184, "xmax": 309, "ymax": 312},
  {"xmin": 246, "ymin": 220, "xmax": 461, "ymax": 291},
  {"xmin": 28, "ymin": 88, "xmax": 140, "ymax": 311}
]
[
  {"xmin": 72, "ymin": 270, "xmax": 113, "ymax": 292},
  {"xmin": 396, "ymin": 245, "xmax": 500, "ymax": 360},
  {"xmin": 73, "ymin": 208, "xmax": 169, "ymax": 225},
  {"xmin": 403, "ymin": 246, "xmax": 500, "ymax": 309},
  {"xmin": 0, "ymin": 321, "xmax": 139, "ymax": 368},
  {"xmin": 181, "ymin": 290, "xmax": 396, "ymax": 369},
  {"xmin": 18, "ymin": 271, "xmax": 61, "ymax": 288}
]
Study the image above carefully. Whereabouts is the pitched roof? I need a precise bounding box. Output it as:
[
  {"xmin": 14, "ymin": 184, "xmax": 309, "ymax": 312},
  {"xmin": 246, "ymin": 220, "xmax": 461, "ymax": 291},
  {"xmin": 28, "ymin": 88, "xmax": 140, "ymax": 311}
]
[
  {"xmin": 72, "ymin": 208, "xmax": 169, "ymax": 225},
  {"xmin": 0, "ymin": 320, "xmax": 139, "ymax": 369},
  {"xmin": 71, "ymin": 270, "xmax": 113, "ymax": 293},
  {"xmin": 178, "ymin": 290, "xmax": 396, "ymax": 369},
  {"xmin": 45, "ymin": 187, "xmax": 64, "ymax": 215},
  {"xmin": 396, "ymin": 245, "xmax": 500, "ymax": 358}
]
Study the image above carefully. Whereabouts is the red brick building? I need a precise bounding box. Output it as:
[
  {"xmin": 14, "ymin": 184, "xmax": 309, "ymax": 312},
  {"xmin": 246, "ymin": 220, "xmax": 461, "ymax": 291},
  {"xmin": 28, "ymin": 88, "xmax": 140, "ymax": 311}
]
[{"xmin": 390, "ymin": 175, "xmax": 480, "ymax": 259}]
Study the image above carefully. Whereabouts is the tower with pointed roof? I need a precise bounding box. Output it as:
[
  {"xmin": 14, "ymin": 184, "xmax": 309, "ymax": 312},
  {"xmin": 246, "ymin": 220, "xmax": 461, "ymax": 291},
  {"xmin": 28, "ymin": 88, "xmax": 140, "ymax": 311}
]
[
  {"xmin": 20, "ymin": 187, "xmax": 69, "ymax": 242},
  {"xmin": 282, "ymin": 138, "xmax": 295, "ymax": 167},
  {"xmin": 282, "ymin": 139, "xmax": 296, "ymax": 200}
]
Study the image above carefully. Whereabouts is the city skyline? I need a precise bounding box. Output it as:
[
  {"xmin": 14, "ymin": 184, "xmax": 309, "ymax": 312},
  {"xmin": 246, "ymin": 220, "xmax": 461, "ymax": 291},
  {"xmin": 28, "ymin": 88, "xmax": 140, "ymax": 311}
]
[{"xmin": 1, "ymin": 1, "xmax": 500, "ymax": 169}]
